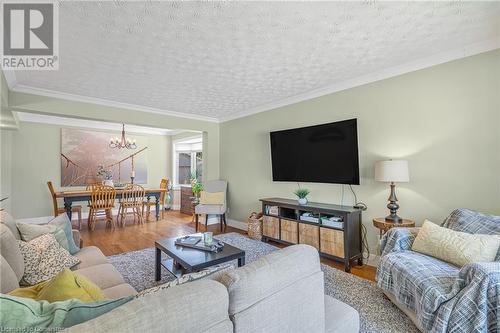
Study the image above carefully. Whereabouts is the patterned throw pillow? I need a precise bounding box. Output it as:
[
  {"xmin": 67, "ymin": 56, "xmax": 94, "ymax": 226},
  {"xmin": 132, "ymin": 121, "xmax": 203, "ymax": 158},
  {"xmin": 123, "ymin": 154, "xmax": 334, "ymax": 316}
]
[
  {"xmin": 17, "ymin": 213, "xmax": 80, "ymax": 255},
  {"xmin": 18, "ymin": 234, "xmax": 80, "ymax": 286},
  {"xmin": 136, "ymin": 264, "xmax": 234, "ymax": 298}
]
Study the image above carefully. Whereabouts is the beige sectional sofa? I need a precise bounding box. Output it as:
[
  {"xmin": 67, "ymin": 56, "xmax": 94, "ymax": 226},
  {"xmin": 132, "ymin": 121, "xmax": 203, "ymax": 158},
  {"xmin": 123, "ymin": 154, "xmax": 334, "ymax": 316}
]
[
  {"xmin": 0, "ymin": 217, "xmax": 136, "ymax": 298},
  {"xmin": 1, "ymin": 212, "xmax": 359, "ymax": 333},
  {"xmin": 69, "ymin": 244, "xmax": 360, "ymax": 333}
]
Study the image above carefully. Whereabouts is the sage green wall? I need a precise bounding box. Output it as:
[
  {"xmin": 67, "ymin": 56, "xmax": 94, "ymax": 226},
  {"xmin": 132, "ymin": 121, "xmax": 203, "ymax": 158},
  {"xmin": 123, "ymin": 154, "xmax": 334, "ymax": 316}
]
[
  {"xmin": 8, "ymin": 121, "xmax": 170, "ymax": 218},
  {"xmin": 0, "ymin": 130, "xmax": 13, "ymax": 212},
  {"xmin": 220, "ymin": 50, "xmax": 500, "ymax": 253},
  {"xmin": 1, "ymin": 72, "xmax": 7, "ymax": 109},
  {"xmin": 1, "ymin": 72, "xmax": 13, "ymax": 211}
]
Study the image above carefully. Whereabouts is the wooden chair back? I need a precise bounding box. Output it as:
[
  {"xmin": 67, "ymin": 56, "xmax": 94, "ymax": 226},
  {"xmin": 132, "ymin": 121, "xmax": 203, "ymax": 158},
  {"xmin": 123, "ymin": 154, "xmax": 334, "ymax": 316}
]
[
  {"xmin": 121, "ymin": 184, "xmax": 145, "ymax": 206},
  {"xmin": 89, "ymin": 185, "xmax": 116, "ymax": 210},
  {"xmin": 159, "ymin": 179, "xmax": 168, "ymax": 205},
  {"xmin": 86, "ymin": 183, "xmax": 103, "ymax": 192},
  {"xmin": 47, "ymin": 181, "xmax": 59, "ymax": 217}
]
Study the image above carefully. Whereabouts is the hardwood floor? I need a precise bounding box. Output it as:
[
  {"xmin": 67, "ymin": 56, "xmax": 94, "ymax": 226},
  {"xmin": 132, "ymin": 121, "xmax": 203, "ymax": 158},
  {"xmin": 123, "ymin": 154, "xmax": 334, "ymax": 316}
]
[{"xmin": 79, "ymin": 210, "xmax": 376, "ymax": 281}]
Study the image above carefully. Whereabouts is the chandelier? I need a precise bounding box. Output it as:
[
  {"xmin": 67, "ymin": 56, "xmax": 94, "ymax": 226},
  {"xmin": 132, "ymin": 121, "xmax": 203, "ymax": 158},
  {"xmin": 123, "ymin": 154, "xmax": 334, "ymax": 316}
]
[{"xmin": 109, "ymin": 124, "xmax": 137, "ymax": 149}]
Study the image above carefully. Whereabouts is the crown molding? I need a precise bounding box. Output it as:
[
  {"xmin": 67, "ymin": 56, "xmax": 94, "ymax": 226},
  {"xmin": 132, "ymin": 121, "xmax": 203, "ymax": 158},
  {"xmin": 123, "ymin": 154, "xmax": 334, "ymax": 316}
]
[
  {"xmin": 10, "ymin": 84, "xmax": 220, "ymax": 123},
  {"xmin": 13, "ymin": 111, "xmax": 189, "ymax": 136},
  {"xmin": 219, "ymin": 38, "xmax": 500, "ymax": 123}
]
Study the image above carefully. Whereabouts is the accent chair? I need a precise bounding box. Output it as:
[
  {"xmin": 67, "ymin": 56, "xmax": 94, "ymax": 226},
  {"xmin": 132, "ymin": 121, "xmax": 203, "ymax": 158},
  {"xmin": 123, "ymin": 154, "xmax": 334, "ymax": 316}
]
[{"xmin": 194, "ymin": 180, "xmax": 227, "ymax": 232}]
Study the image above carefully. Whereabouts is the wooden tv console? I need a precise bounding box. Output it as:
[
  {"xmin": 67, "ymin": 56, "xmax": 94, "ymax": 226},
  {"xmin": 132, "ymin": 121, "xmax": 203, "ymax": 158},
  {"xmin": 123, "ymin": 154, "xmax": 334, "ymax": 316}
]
[{"xmin": 260, "ymin": 197, "xmax": 363, "ymax": 272}]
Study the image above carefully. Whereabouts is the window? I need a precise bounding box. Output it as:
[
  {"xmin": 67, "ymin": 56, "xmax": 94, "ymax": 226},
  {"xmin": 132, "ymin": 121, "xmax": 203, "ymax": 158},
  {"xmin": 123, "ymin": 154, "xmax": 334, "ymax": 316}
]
[{"xmin": 173, "ymin": 136, "xmax": 203, "ymax": 186}]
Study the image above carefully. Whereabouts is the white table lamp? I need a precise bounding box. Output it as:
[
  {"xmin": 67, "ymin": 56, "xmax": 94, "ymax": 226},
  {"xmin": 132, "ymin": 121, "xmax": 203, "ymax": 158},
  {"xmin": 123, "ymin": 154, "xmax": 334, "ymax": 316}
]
[{"xmin": 374, "ymin": 160, "xmax": 409, "ymax": 223}]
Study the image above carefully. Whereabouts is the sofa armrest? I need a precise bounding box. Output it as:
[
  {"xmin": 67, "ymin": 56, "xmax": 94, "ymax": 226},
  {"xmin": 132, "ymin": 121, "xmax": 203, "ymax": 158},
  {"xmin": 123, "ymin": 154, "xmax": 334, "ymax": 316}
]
[
  {"xmin": 380, "ymin": 227, "xmax": 420, "ymax": 257},
  {"xmin": 453, "ymin": 262, "xmax": 500, "ymax": 331},
  {"xmin": 460, "ymin": 262, "xmax": 500, "ymax": 285},
  {"xmin": 72, "ymin": 229, "xmax": 83, "ymax": 248},
  {"xmin": 68, "ymin": 279, "xmax": 232, "ymax": 333}
]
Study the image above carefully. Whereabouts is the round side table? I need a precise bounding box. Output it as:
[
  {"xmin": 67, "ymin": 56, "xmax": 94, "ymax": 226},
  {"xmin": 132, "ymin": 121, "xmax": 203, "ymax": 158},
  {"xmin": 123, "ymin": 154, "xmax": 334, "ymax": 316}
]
[{"xmin": 373, "ymin": 217, "xmax": 415, "ymax": 238}]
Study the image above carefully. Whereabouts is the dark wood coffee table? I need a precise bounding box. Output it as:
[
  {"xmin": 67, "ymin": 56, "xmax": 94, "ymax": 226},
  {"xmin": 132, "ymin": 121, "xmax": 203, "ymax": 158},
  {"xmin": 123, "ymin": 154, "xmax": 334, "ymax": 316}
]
[{"xmin": 155, "ymin": 235, "xmax": 246, "ymax": 280}]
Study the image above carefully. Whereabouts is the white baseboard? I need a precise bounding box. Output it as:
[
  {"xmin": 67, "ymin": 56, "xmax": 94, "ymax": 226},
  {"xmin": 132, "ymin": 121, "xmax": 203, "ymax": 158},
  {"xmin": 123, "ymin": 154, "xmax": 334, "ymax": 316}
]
[
  {"xmin": 364, "ymin": 253, "xmax": 380, "ymax": 267},
  {"xmin": 17, "ymin": 208, "xmax": 136, "ymax": 224},
  {"xmin": 226, "ymin": 218, "xmax": 247, "ymax": 231},
  {"xmin": 171, "ymin": 204, "xmax": 180, "ymax": 210}
]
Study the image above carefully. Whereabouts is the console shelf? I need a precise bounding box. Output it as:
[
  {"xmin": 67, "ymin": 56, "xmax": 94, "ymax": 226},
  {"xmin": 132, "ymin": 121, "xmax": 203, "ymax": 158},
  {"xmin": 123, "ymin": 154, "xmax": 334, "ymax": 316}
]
[{"xmin": 260, "ymin": 197, "xmax": 363, "ymax": 272}]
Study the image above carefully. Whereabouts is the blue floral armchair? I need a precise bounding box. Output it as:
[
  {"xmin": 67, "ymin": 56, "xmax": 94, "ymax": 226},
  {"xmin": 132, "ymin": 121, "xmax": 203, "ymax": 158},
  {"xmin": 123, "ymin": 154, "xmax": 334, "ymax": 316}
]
[{"xmin": 376, "ymin": 208, "xmax": 500, "ymax": 333}]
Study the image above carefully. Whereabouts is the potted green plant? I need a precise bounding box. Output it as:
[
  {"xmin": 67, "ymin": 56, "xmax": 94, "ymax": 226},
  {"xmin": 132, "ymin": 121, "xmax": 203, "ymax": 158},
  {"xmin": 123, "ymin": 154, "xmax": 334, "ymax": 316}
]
[
  {"xmin": 192, "ymin": 182, "xmax": 204, "ymax": 198},
  {"xmin": 294, "ymin": 187, "xmax": 310, "ymax": 205}
]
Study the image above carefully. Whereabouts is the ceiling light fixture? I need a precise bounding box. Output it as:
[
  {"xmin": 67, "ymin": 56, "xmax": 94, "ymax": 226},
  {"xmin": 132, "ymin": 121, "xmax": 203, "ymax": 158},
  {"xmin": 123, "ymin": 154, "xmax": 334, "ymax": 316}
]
[{"xmin": 109, "ymin": 124, "xmax": 137, "ymax": 149}]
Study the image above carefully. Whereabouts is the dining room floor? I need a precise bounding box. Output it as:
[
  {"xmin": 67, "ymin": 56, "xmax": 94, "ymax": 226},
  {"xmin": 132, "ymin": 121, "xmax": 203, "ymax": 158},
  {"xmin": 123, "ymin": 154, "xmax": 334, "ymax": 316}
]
[{"xmin": 78, "ymin": 210, "xmax": 376, "ymax": 281}]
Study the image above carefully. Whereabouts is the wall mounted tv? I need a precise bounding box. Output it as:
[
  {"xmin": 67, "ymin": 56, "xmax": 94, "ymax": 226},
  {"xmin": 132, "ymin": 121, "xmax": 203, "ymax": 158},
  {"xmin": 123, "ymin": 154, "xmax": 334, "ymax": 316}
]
[{"xmin": 270, "ymin": 119, "xmax": 360, "ymax": 185}]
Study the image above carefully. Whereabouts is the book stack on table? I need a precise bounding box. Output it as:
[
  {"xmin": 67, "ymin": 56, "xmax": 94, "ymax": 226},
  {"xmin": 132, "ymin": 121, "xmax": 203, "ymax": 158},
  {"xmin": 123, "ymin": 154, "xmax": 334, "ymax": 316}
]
[{"xmin": 175, "ymin": 235, "xmax": 224, "ymax": 252}]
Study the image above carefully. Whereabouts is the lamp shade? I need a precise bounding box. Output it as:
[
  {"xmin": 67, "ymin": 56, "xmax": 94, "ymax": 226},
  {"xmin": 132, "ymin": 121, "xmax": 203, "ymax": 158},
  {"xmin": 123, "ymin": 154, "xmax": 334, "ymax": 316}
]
[{"xmin": 374, "ymin": 160, "xmax": 409, "ymax": 183}]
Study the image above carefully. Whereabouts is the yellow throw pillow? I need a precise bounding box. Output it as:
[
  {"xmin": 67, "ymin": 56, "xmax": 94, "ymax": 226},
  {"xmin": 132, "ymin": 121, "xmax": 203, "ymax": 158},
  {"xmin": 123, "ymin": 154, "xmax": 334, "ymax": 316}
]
[
  {"xmin": 9, "ymin": 268, "xmax": 106, "ymax": 303},
  {"xmin": 8, "ymin": 280, "xmax": 49, "ymax": 299},
  {"xmin": 200, "ymin": 191, "xmax": 225, "ymax": 205},
  {"xmin": 412, "ymin": 220, "xmax": 500, "ymax": 267}
]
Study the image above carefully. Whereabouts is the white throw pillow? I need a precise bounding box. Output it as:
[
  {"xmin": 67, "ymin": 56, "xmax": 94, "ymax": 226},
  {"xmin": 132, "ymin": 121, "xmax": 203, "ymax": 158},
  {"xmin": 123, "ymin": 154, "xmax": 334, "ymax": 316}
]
[
  {"xmin": 18, "ymin": 233, "xmax": 80, "ymax": 286},
  {"xmin": 412, "ymin": 220, "xmax": 500, "ymax": 267}
]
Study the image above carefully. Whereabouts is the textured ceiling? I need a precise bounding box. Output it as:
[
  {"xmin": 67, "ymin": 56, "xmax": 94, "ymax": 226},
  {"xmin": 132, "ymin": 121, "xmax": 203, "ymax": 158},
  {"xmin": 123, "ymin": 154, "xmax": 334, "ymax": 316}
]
[{"xmin": 12, "ymin": 1, "xmax": 500, "ymax": 121}]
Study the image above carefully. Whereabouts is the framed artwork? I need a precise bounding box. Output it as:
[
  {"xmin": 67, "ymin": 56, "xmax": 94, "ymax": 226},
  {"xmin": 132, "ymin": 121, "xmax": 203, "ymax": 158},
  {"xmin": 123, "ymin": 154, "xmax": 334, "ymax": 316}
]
[{"xmin": 61, "ymin": 128, "xmax": 148, "ymax": 186}]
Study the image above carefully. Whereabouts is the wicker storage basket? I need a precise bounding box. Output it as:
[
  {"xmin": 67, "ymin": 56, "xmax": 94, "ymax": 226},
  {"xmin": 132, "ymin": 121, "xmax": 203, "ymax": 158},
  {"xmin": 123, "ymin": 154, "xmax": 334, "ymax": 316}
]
[{"xmin": 247, "ymin": 212, "xmax": 263, "ymax": 240}]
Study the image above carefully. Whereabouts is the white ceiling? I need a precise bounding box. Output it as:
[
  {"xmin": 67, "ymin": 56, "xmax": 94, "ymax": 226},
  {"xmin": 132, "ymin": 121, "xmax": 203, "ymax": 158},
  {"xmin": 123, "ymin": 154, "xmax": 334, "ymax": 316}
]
[{"xmin": 8, "ymin": 1, "xmax": 500, "ymax": 122}]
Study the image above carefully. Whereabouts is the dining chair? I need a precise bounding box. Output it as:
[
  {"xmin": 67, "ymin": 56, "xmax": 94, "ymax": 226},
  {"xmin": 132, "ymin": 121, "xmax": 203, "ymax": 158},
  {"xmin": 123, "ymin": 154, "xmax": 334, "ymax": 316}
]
[
  {"xmin": 88, "ymin": 185, "xmax": 116, "ymax": 231},
  {"xmin": 194, "ymin": 180, "xmax": 227, "ymax": 232},
  {"xmin": 117, "ymin": 184, "xmax": 145, "ymax": 227},
  {"xmin": 47, "ymin": 181, "xmax": 82, "ymax": 230},
  {"xmin": 85, "ymin": 183, "xmax": 106, "ymax": 221},
  {"xmin": 143, "ymin": 178, "xmax": 168, "ymax": 222}
]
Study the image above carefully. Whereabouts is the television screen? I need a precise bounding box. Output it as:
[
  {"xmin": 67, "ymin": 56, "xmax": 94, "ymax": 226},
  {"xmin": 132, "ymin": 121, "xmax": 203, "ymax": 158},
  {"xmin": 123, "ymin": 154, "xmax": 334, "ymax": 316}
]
[{"xmin": 270, "ymin": 119, "xmax": 359, "ymax": 185}]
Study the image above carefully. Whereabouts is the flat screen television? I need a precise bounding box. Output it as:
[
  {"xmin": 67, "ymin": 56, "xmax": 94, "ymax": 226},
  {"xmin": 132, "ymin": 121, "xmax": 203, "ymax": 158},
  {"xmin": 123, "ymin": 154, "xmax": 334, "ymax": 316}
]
[{"xmin": 270, "ymin": 119, "xmax": 359, "ymax": 185}]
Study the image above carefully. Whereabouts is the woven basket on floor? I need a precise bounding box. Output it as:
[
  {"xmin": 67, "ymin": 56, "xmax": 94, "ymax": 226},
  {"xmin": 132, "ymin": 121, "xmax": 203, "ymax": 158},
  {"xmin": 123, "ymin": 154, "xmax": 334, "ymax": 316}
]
[{"xmin": 247, "ymin": 212, "xmax": 263, "ymax": 240}]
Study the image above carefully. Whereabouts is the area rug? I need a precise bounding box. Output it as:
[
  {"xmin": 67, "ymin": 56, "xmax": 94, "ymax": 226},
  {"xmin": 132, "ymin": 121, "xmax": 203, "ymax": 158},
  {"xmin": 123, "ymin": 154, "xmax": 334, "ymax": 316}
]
[{"xmin": 108, "ymin": 232, "xmax": 418, "ymax": 333}]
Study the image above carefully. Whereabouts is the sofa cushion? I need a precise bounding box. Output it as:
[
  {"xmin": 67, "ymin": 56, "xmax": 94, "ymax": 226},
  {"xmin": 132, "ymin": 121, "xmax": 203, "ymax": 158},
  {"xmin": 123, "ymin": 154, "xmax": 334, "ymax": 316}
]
[
  {"xmin": 0, "ymin": 255, "xmax": 20, "ymax": 293},
  {"xmin": 0, "ymin": 224, "xmax": 24, "ymax": 281},
  {"xmin": 73, "ymin": 246, "xmax": 107, "ymax": 269},
  {"xmin": 19, "ymin": 234, "xmax": 80, "ymax": 286},
  {"xmin": 0, "ymin": 211, "xmax": 21, "ymax": 240},
  {"xmin": 412, "ymin": 220, "xmax": 500, "ymax": 267},
  {"xmin": 102, "ymin": 284, "xmax": 137, "ymax": 299},
  {"xmin": 377, "ymin": 250, "xmax": 459, "ymax": 314},
  {"xmin": 75, "ymin": 264, "xmax": 125, "ymax": 290},
  {"xmin": 66, "ymin": 280, "xmax": 231, "ymax": 333},
  {"xmin": 218, "ymin": 244, "xmax": 325, "ymax": 333},
  {"xmin": 325, "ymin": 295, "xmax": 359, "ymax": 333},
  {"xmin": 219, "ymin": 244, "xmax": 321, "ymax": 314},
  {"xmin": 442, "ymin": 208, "xmax": 500, "ymax": 235}
]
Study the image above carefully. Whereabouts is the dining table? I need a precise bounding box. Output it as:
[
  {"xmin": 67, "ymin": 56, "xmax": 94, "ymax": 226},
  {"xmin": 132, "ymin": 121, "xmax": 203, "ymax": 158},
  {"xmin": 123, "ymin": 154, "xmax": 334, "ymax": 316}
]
[{"xmin": 55, "ymin": 188, "xmax": 167, "ymax": 221}]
